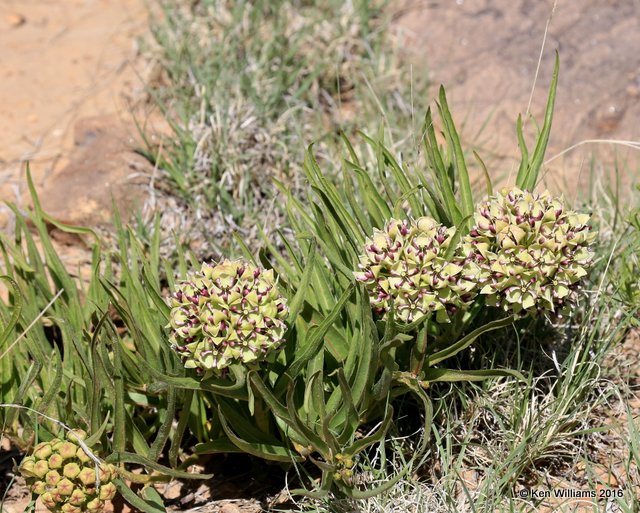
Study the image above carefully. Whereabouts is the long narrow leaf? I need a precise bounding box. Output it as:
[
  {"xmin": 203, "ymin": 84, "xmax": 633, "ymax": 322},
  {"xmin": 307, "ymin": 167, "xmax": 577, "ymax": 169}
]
[
  {"xmin": 438, "ymin": 86, "xmax": 474, "ymax": 219},
  {"xmin": 521, "ymin": 52, "xmax": 560, "ymax": 190},
  {"xmin": 427, "ymin": 316, "xmax": 515, "ymax": 366}
]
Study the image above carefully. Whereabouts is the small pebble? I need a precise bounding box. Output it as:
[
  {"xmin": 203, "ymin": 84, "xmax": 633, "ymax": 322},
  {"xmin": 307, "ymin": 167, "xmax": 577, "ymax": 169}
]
[
  {"xmin": 626, "ymin": 85, "xmax": 639, "ymax": 98},
  {"xmin": 6, "ymin": 13, "xmax": 26, "ymax": 28}
]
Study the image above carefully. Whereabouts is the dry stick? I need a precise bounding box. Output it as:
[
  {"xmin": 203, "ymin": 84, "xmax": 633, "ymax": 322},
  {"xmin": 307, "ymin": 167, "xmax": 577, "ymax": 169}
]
[
  {"xmin": 0, "ymin": 404, "xmax": 104, "ymax": 489},
  {"xmin": 539, "ymin": 138, "xmax": 640, "ymax": 192},
  {"xmin": 0, "ymin": 288, "xmax": 65, "ymax": 361},
  {"xmin": 524, "ymin": 0, "xmax": 558, "ymax": 123},
  {"xmin": 543, "ymin": 139, "xmax": 640, "ymax": 165}
]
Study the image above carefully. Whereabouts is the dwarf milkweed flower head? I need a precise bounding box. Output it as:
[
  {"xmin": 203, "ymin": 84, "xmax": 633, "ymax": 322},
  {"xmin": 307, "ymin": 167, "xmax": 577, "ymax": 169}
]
[
  {"xmin": 355, "ymin": 217, "xmax": 480, "ymax": 323},
  {"xmin": 464, "ymin": 187, "xmax": 596, "ymax": 316},
  {"xmin": 18, "ymin": 430, "xmax": 118, "ymax": 513},
  {"xmin": 168, "ymin": 259, "xmax": 289, "ymax": 374}
]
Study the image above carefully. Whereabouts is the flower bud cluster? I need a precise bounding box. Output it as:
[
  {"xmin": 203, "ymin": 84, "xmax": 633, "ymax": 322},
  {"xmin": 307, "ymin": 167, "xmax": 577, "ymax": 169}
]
[
  {"xmin": 168, "ymin": 259, "xmax": 289, "ymax": 373},
  {"xmin": 18, "ymin": 430, "xmax": 117, "ymax": 513},
  {"xmin": 356, "ymin": 188, "xmax": 596, "ymax": 322},
  {"xmin": 333, "ymin": 453, "xmax": 355, "ymax": 484},
  {"xmin": 355, "ymin": 217, "xmax": 479, "ymax": 323},
  {"xmin": 464, "ymin": 187, "xmax": 596, "ymax": 316}
]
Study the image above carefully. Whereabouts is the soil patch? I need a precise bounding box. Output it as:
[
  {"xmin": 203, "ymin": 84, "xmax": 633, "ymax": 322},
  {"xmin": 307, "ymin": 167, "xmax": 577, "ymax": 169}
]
[
  {"xmin": 392, "ymin": 0, "xmax": 640, "ymax": 193},
  {"xmin": 0, "ymin": 0, "xmax": 150, "ymax": 230}
]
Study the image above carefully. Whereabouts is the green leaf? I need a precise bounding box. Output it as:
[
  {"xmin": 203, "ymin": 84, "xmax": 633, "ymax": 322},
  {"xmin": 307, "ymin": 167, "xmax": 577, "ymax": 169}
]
[
  {"xmin": 514, "ymin": 114, "xmax": 529, "ymax": 188},
  {"xmin": 346, "ymin": 404, "xmax": 393, "ymax": 457},
  {"xmin": 288, "ymin": 470, "xmax": 334, "ymax": 499},
  {"xmin": 473, "ymin": 150, "xmax": 493, "ymax": 197},
  {"xmin": 361, "ymin": 131, "xmax": 423, "ymax": 218},
  {"xmin": 305, "ymin": 147, "xmax": 365, "ymax": 247},
  {"xmin": 113, "ymin": 480, "xmax": 166, "ymax": 513},
  {"xmin": 342, "ymin": 166, "xmax": 374, "ymax": 235},
  {"xmin": 106, "ymin": 452, "xmax": 212, "ymax": 479},
  {"xmin": 218, "ymin": 396, "xmax": 283, "ymax": 445},
  {"xmin": 194, "ymin": 438, "xmax": 243, "ymax": 454},
  {"xmin": 169, "ymin": 389, "xmax": 193, "ymax": 468},
  {"xmin": 422, "ymin": 109, "xmax": 461, "ymax": 225},
  {"xmin": 422, "ymin": 368, "xmax": 525, "ymax": 382},
  {"xmin": 392, "ymin": 185, "xmax": 424, "ymax": 219},
  {"xmin": 333, "ymin": 368, "xmax": 360, "ymax": 442},
  {"xmin": 250, "ymin": 373, "xmax": 292, "ymax": 423},
  {"xmin": 443, "ymin": 215, "xmax": 473, "ymax": 261},
  {"xmin": 519, "ymin": 52, "xmax": 560, "ymax": 190},
  {"xmin": 84, "ymin": 413, "xmax": 111, "ymax": 447},
  {"xmin": 287, "ymin": 243, "xmax": 317, "ymax": 324},
  {"xmin": 0, "ymin": 276, "xmax": 22, "ymax": 351},
  {"xmin": 286, "ymin": 284, "xmax": 355, "ymax": 379},
  {"xmin": 348, "ymin": 163, "xmax": 392, "ymax": 224},
  {"xmin": 427, "ymin": 316, "xmax": 516, "ymax": 366},
  {"xmin": 438, "ymin": 86, "xmax": 474, "ymax": 220},
  {"xmin": 286, "ymin": 385, "xmax": 332, "ymax": 457},
  {"xmin": 112, "ymin": 332, "xmax": 126, "ymax": 454},
  {"xmin": 141, "ymin": 487, "xmax": 167, "ymax": 513},
  {"xmin": 129, "ymin": 349, "xmax": 248, "ymax": 399},
  {"xmin": 147, "ymin": 385, "xmax": 176, "ymax": 462},
  {"xmin": 218, "ymin": 406, "xmax": 301, "ymax": 463}
]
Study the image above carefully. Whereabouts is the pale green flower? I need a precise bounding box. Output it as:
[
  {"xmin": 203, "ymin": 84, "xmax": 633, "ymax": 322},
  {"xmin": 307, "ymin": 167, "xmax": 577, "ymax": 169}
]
[
  {"xmin": 355, "ymin": 217, "xmax": 479, "ymax": 323},
  {"xmin": 464, "ymin": 187, "xmax": 596, "ymax": 316},
  {"xmin": 18, "ymin": 434, "xmax": 118, "ymax": 513},
  {"xmin": 168, "ymin": 259, "xmax": 289, "ymax": 373}
]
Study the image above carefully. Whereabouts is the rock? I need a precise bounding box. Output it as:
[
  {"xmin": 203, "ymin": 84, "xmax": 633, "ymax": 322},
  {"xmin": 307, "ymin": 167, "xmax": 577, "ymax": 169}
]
[{"xmin": 35, "ymin": 114, "xmax": 152, "ymax": 235}]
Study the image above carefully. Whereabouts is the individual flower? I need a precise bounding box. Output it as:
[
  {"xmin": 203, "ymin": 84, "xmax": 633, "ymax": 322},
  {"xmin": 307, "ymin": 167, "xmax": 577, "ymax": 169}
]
[
  {"xmin": 355, "ymin": 217, "xmax": 479, "ymax": 323},
  {"xmin": 168, "ymin": 259, "xmax": 289, "ymax": 374},
  {"xmin": 464, "ymin": 187, "xmax": 596, "ymax": 316},
  {"xmin": 18, "ymin": 430, "xmax": 118, "ymax": 513}
]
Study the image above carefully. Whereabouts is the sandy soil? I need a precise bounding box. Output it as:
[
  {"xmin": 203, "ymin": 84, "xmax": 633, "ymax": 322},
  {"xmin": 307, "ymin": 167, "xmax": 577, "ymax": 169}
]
[
  {"xmin": 0, "ymin": 0, "xmax": 148, "ymax": 228},
  {"xmin": 392, "ymin": 0, "xmax": 640, "ymax": 193}
]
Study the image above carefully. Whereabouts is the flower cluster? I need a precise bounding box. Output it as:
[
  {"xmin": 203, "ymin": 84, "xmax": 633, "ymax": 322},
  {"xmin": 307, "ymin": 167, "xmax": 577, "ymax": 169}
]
[
  {"xmin": 333, "ymin": 453, "xmax": 355, "ymax": 484},
  {"xmin": 168, "ymin": 259, "xmax": 289, "ymax": 373},
  {"xmin": 464, "ymin": 187, "xmax": 596, "ymax": 316},
  {"xmin": 354, "ymin": 217, "xmax": 479, "ymax": 323},
  {"xmin": 18, "ymin": 430, "xmax": 117, "ymax": 513},
  {"xmin": 356, "ymin": 188, "xmax": 596, "ymax": 322}
]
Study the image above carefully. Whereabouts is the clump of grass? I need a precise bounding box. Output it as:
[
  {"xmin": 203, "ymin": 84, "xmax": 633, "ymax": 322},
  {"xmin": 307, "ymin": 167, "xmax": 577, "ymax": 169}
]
[{"xmin": 139, "ymin": 0, "xmax": 424, "ymax": 256}]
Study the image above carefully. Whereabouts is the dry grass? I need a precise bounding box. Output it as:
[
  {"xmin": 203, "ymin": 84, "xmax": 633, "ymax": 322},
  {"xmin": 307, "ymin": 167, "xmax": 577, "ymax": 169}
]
[{"xmin": 137, "ymin": 0, "xmax": 422, "ymax": 259}]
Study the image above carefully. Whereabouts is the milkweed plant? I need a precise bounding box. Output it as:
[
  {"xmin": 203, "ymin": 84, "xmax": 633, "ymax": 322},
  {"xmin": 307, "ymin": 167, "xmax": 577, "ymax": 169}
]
[
  {"xmin": 159, "ymin": 54, "xmax": 594, "ymax": 498},
  {"xmin": 16, "ymin": 56, "xmax": 600, "ymax": 509}
]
